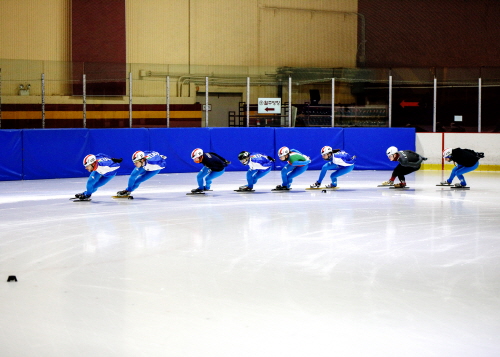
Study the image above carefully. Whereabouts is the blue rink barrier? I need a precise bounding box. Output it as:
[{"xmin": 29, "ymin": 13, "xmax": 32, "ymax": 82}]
[
  {"xmin": 0, "ymin": 130, "xmax": 23, "ymax": 181},
  {"xmin": 0, "ymin": 127, "xmax": 415, "ymax": 181},
  {"xmin": 274, "ymin": 128, "xmax": 344, "ymax": 170},
  {"xmin": 344, "ymin": 128, "xmax": 416, "ymax": 170}
]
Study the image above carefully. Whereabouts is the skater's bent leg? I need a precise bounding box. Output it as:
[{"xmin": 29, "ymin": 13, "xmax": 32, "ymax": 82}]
[
  {"xmin": 128, "ymin": 169, "xmax": 160, "ymax": 192},
  {"xmin": 286, "ymin": 165, "xmax": 308, "ymax": 187},
  {"xmin": 196, "ymin": 167, "xmax": 210, "ymax": 189},
  {"xmin": 84, "ymin": 173, "xmax": 115, "ymax": 195},
  {"xmin": 317, "ymin": 163, "xmax": 335, "ymax": 183},
  {"xmin": 204, "ymin": 169, "xmax": 225, "ymax": 189},
  {"xmin": 246, "ymin": 170, "xmax": 255, "ymax": 187},
  {"xmin": 95, "ymin": 174, "xmax": 115, "ymax": 190},
  {"xmin": 447, "ymin": 165, "xmax": 461, "ymax": 183},
  {"xmin": 394, "ymin": 165, "xmax": 416, "ymax": 182},
  {"xmin": 251, "ymin": 167, "xmax": 271, "ymax": 187},
  {"xmin": 126, "ymin": 167, "xmax": 144, "ymax": 192},
  {"xmin": 329, "ymin": 165, "xmax": 353, "ymax": 186},
  {"xmin": 281, "ymin": 165, "xmax": 294, "ymax": 187},
  {"xmin": 454, "ymin": 162, "xmax": 479, "ymax": 186}
]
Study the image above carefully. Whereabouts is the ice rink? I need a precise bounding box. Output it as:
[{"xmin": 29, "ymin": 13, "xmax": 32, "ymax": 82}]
[{"xmin": 1, "ymin": 169, "xmax": 500, "ymax": 357}]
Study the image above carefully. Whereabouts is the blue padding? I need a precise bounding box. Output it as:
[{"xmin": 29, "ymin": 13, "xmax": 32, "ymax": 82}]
[
  {"xmin": 0, "ymin": 130, "xmax": 23, "ymax": 181},
  {"xmin": 274, "ymin": 128, "xmax": 344, "ymax": 170},
  {"xmin": 209, "ymin": 128, "xmax": 275, "ymax": 171},
  {"xmin": 344, "ymin": 128, "xmax": 416, "ymax": 170},
  {"xmin": 12, "ymin": 127, "xmax": 416, "ymax": 181},
  {"xmin": 149, "ymin": 128, "xmax": 210, "ymax": 173},
  {"xmin": 23, "ymin": 129, "xmax": 90, "ymax": 180},
  {"xmin": 88, "ymin": 128, "xmax": 150, "ymax": 175}
]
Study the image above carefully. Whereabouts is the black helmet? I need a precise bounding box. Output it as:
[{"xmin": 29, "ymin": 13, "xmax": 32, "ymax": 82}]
[{"xmin": 238, "ymin": 151, "xmax": 250, "ymax": 164}]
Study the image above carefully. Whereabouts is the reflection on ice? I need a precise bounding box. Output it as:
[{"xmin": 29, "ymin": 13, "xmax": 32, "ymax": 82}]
[{"xmin": 1, "ymin": 170, "xmax": 500, "ymax": 357}]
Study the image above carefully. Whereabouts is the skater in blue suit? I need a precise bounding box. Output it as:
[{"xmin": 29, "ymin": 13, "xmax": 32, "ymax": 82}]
[
  {"xmin": 310, "ymin": 146, "xmax": 356, "ymax": 188},
  {"xmin": 237, "ymin": 151, "xmax": 274, "ymax": 191},
  {"xmin": 75, "ymin": 154, "xmax": 122, "ymax": 200},
  {"xmin": 116, "ymin": 151, "xmax": 167, "ymax": 197},
  {"xmin": 275, "ymin": 146, "xmax": 311, "ymax": 190},
  {"xmin": 190, "ymin": 148, "xmax": 230, "ymax": 193}
]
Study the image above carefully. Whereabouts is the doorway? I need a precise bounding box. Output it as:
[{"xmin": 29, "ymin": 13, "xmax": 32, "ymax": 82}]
[{"xmin": 196, "ymin": 92, "xmax": 242, "ymax": 127}]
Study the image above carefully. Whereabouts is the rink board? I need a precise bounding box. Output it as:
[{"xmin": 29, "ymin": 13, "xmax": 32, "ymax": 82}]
[{"xmin": 0, "ymin": 127, "xmax": 415, "ymax": 180}]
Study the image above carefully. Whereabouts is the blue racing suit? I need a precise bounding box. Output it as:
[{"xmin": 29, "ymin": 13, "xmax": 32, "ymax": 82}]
[
  {"xmin": 84, "ymin": 154, "xmax": 120, "ymax": 196},
  {"xmin": 245, "ymin": 153, "xmax": 274, "ymax": 189},
  {"xmin": 281, "ymin": 149, "xmax": 311, "ymax": 188},
  {"xmin": 126, "ymin": 151, "xmax": 167, "ymax": 192},
  {"xmin": 316, "ymin": 151, "xmax": 356, "ymax": 187}
]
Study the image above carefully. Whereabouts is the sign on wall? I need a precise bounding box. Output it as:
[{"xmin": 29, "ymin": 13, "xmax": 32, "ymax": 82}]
[{"xmin": 258, "ymin": 98, "xmax": 281, "ymax": 114}]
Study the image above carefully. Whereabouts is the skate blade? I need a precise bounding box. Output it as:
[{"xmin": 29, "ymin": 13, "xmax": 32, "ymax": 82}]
[
  {"xmin": 306, "ymin": 187, "xmax": 338, "ymax": 190},
  {"xmin": 112, "ymin": 196, "xmax": 134, "ymax": 199}
]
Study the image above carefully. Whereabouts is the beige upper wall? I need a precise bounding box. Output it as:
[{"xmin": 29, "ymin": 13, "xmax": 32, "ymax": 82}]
[
  {"xmin": 190, "ymin": 0, "xmax": 358, "ymax": 67},
  {"xmin": 1, "ymin": 0, "xmax": 358, "ymax": 68},
  {"xmin": 126, "ymin": 0, "xmax": 190, "ymax": 65},
  {"xmin": 0, "ymin": 0, "xmax": 70, "ymax": 61}
]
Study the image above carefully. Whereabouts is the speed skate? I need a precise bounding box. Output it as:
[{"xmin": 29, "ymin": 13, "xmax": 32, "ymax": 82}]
[{"xmin": 306, "ymin": 187, "xmax": 338, "ymax": 190}]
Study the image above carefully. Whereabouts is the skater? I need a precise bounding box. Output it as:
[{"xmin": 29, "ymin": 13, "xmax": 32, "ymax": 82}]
[
  {"xmin": 275, "ymin": 146, "xmax": 311, "ymax": 190},
  {"xmin": 310, "ymin": 146, "xmax": 356, "ymax": 188},
  {"xmin": 190, "ymin": 148, "xmax": 230, "ymax": 193},
  {"xmin": 75, "ymin": 154, "xmax": 122, "ymax": 200},
  {"xmin": 116, "ymin": 151, "xmax": 167, "ymax": 197},
  {"xmin": 381, "ymin": 146, "xmax": 427, "ymax": 188},
  {"xmin": 237, "ymin": 151, "xmax": 275, "ymax": 191},
  {"xmin": 440, "ymin": 147, "xmax": 483, "ymax": 187}
]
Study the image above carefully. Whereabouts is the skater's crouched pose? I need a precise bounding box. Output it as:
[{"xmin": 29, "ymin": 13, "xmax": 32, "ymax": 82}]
[
  {"xmin": 191, "ymin": 148, "xmax": 230, "ymax": 193},
  {"xmin": 76, "ymin": 154, "xmax": 122, "ymax": 200},
  {"xmin": 275, "ymin": 146, "xmax": 311, "ymax": 190},
  {"xmin": 440, "ymin": 147, "xmax": 483, "ymax": 187},
  {"xmin": 237, "ymin": 151, "xmax": 274, "ymax": 191},
  {"xmin": 310, "ymin": 146, "xmax": 356, "ymax": 188},
  {"xmin": 117, "ymin": 151, "xmax": 167, "ymax": 197},
  {"xmin": 382, "ymin": 146, "xmax": 427, "ymax": 188}
]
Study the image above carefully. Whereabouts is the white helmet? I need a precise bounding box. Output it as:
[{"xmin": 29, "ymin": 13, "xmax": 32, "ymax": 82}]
[
  {"xmin": 132, "ymin": 151, "xmax": 145, "ymax": 162},
  {"xmin": 386, "ymin": 146, "xmax": 398, "ymax": 156},
  {"xmin": 321, "ymin": 146, "xmax": 333, "ymax": 155},
  {"xmin": 83, "ymin": 154, "xmax": 96, "ymax": 167},
  {"xmin": 278, "ymin": 146, "xmax": 290, "ymax": 157},
  {"xmin": 443, "ymin": 148, "xmax": 452, "ymax": 158},
  {"xmin": 191, "ymin": 148, "xmax": 203, "ymax": 160}
]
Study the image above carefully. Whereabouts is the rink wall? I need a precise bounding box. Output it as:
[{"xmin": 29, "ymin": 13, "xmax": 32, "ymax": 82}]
[
  {"xmin": 0, "ymin": 127, "xmax": 415, "ymax": 181},
  {"xmin": 416, "ymin": 133, "xmax": 500, "ymax": 171}
]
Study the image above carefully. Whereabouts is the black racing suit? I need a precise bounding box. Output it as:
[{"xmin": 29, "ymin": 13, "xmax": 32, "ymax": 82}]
[
  {"xmin": 392, "ymin": 150, "xmax": 426, "ymax": 182},
  {"xmin": 201, "ymin": 152, "xmax": 229, "ymax": 172},
  {"xmin": 450, "ymin": 148, "xmax": 479, "ymax": 167}
]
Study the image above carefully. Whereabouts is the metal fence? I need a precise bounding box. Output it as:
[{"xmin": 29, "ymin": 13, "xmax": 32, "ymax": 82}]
[{"xmin": 1, "ymin": 60, "xmax": 499, "ymax": 132}]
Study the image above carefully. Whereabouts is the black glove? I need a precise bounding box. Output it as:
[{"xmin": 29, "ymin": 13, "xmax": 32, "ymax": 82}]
[
  {"xmin": 112, "ymin": 158, "xmax": 123, "ymax": 163},
  {"xmin": 476, "ymin": 152, "xmax": 485, "ymax": 159},
  {"xmin": 422, "ymin": 157, "xmax": 428, "ymax": 161},
  {"xmin": 267, "ymin": 156, "xmax": 276, "ymax": 162},
  {"xmin": 224, "ymin": 160, "xmax": 231, "ymax": 165}
]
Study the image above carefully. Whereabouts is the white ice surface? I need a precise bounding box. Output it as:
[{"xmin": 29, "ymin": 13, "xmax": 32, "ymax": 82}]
[{"xmin": 1, "ymin": 170, "xmax": 500, "ymax": 357}]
